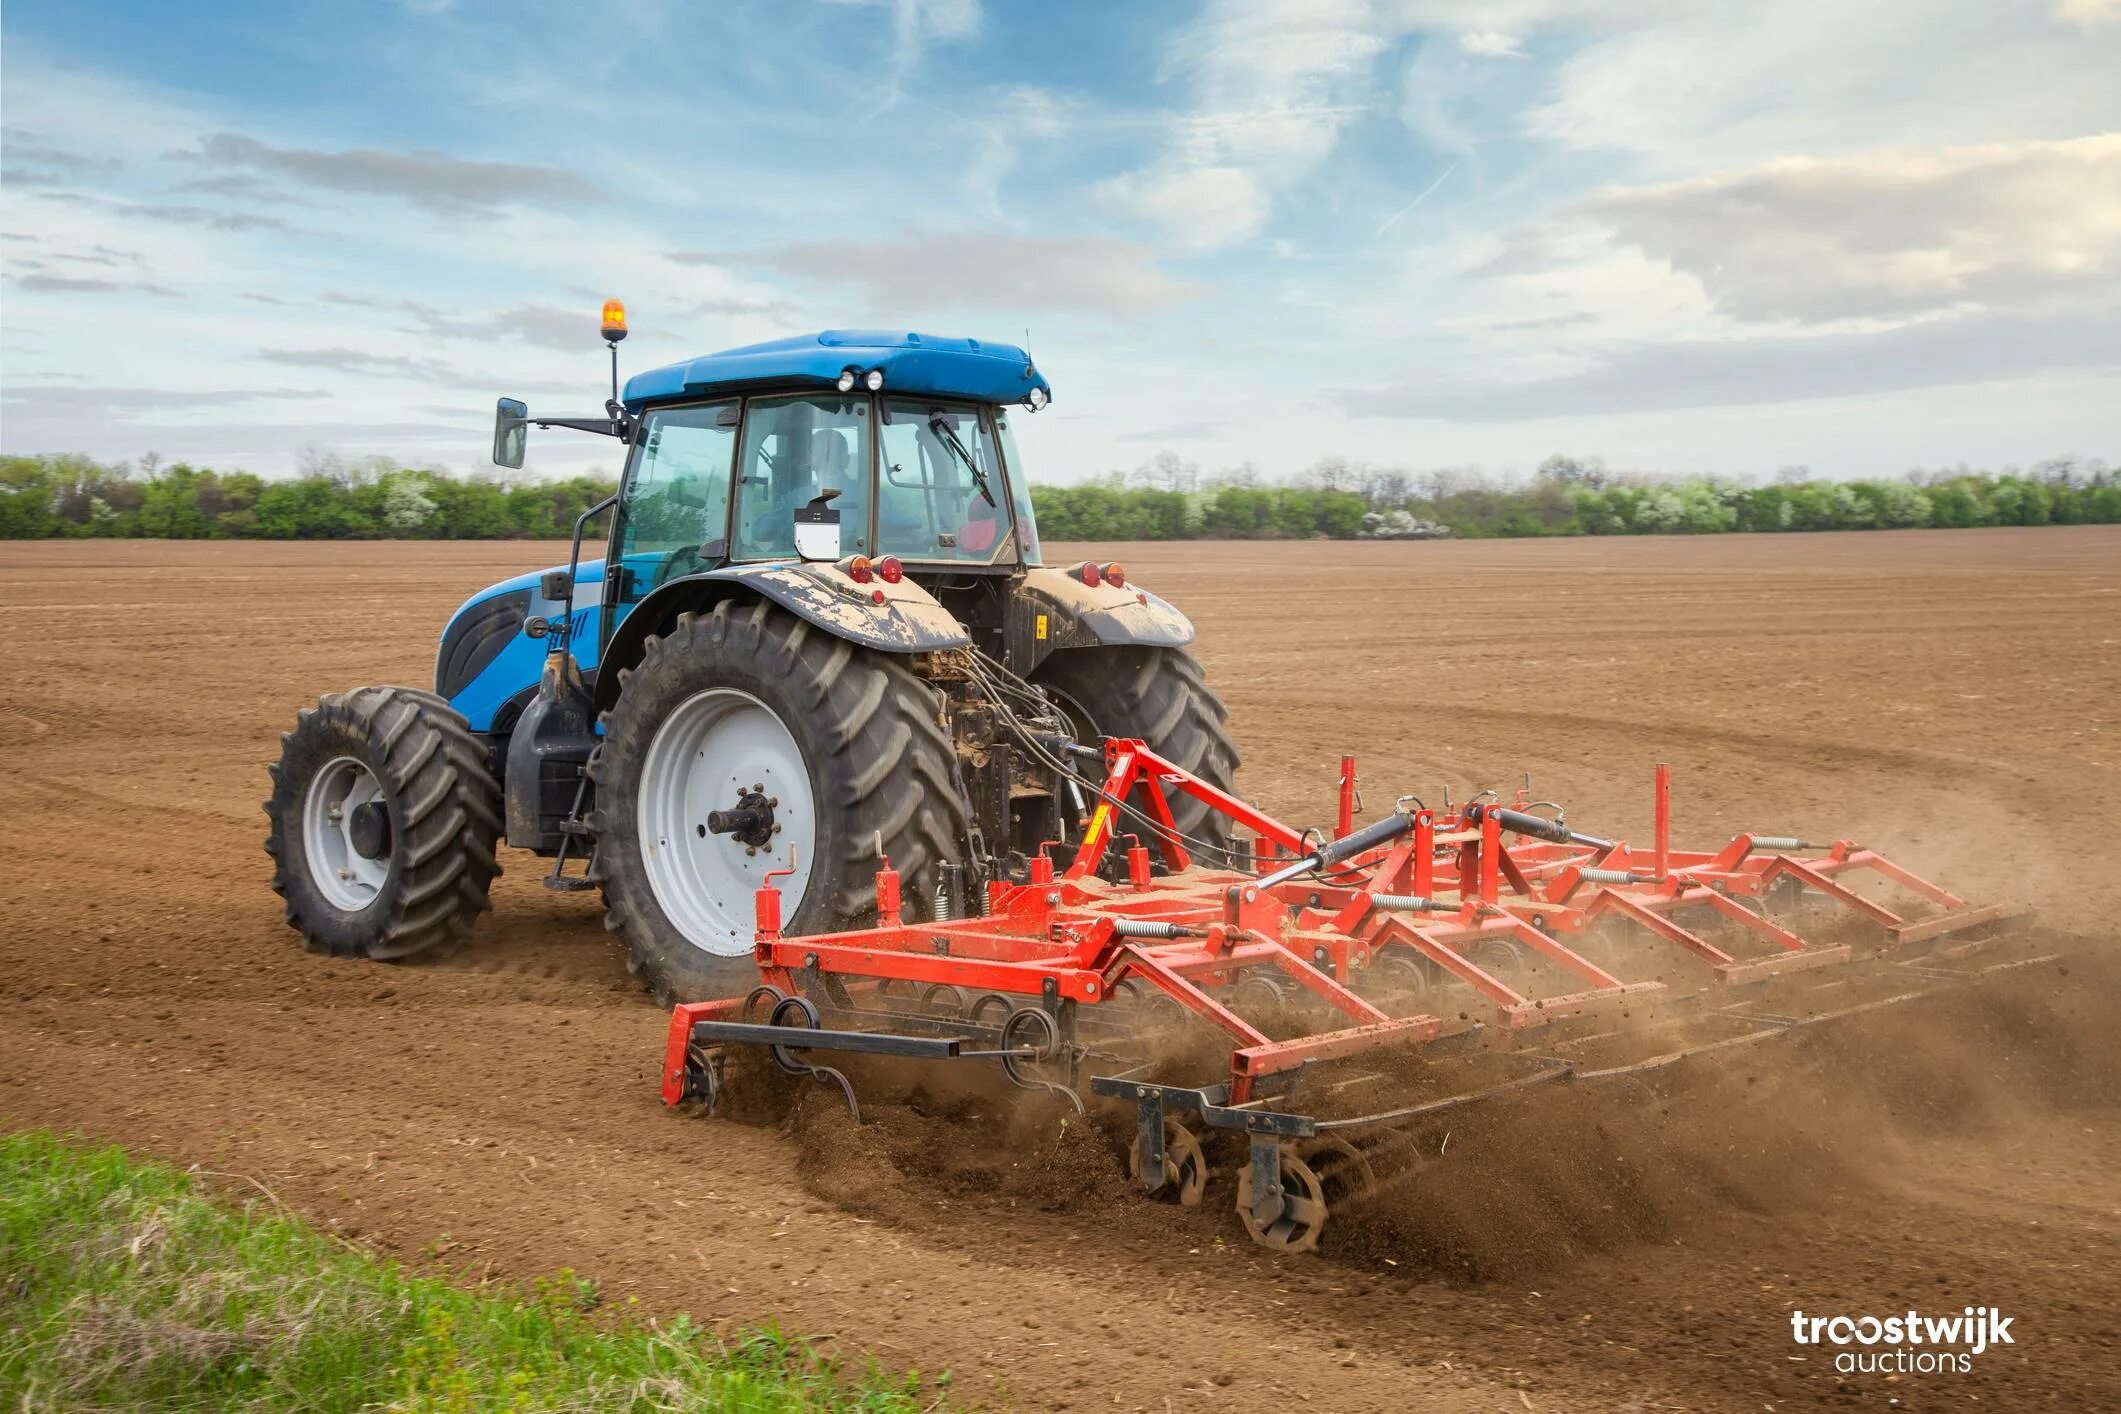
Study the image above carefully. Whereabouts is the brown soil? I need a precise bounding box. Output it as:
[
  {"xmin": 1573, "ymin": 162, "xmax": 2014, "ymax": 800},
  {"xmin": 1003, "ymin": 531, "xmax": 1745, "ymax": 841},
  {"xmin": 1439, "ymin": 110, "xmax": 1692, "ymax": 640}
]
[{"xmin": 4, "ymin": 528, "xmax": 2119, "ymax": 1411}]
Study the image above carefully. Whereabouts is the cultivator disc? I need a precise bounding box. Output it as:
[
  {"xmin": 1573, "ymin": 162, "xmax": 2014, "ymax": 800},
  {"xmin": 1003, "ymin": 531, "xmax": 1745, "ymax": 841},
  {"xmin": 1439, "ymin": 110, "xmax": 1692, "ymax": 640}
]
[{"xmin": 662, "ymin": 740, "xmax": 2039, "ymax": 1253}]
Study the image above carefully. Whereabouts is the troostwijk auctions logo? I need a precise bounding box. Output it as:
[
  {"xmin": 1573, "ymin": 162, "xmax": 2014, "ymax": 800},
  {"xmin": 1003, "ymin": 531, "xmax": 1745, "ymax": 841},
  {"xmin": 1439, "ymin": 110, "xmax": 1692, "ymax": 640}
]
[{"xmin": 1790, "ymin": 1307, "xmax": 2015, "ymax": 1374}]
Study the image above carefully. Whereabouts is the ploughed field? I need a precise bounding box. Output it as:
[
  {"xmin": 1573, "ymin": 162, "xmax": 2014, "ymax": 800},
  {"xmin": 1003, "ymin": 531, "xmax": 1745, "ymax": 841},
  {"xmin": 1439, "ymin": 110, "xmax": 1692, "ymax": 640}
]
[{"xmin": 4, "ymin": 529, "xmax": 2118, "ymax": 1411}]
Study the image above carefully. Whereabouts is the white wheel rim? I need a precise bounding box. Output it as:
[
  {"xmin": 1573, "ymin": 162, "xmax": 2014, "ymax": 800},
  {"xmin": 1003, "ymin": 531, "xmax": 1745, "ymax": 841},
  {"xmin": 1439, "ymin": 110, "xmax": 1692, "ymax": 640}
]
[
  {"xmin": 302, "ymin": 755, "xmax": 390, "ymax": 911},
  {"xmin": 639, "ymin": 688, "xmax": 815, "ymax": 957}
]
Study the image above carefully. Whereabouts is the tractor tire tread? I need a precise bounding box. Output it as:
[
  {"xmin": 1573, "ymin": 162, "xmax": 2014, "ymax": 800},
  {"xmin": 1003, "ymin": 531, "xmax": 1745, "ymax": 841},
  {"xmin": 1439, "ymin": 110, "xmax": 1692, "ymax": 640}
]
[{"xmin": 587, "ymin": 599, "xmax": 969, "ymax": 1006}]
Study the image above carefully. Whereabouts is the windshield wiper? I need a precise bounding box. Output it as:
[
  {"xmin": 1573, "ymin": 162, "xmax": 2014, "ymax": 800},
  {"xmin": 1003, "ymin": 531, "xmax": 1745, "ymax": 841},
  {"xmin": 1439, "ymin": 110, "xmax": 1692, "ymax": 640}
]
[{"xmin": 929, "ymin": 415, "xmax": 998, "ymax": 507}]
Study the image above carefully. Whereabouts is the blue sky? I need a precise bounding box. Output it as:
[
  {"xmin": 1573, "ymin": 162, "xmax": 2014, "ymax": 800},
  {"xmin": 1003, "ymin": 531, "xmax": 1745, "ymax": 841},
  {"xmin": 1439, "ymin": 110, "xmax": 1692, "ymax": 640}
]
[{"xmin": 3, "ymin": 0, "xmax": 2118, "ymax": 484}]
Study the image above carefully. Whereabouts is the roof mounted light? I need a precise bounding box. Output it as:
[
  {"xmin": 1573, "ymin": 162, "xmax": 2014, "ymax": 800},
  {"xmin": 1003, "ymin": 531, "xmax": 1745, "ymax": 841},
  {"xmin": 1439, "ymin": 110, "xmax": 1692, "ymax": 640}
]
[
  {"xmin": 836, "ymin": 367, "xmax": 858, "ymax": 393},
  {"xmin": 600, "ymin": 298, "xmax": 627, "ymax": 343},
  {"xmin": 1025, "ymin": 386, "xmax": 1048, "ymax": 411},
  {"xmin": 863, "ymin": 368, "xmax": 885, "ymax": 392}
]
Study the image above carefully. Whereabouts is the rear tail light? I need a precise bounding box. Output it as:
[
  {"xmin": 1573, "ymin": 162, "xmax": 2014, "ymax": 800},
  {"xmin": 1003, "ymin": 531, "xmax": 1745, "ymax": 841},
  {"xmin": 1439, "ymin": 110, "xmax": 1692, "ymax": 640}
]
[
  {"xmin": 1077, "ymin": 561, "xmax": 1102, "ymax": 587},
  {"xmin": 1102, "ymin": 562, "xmax": 1125, "ymax": 588},
  {"xmin": 846, "ymin": 555, "xmax": 874, "ymax": 584},
  {"xmin": 877, "ymin": 555, "xmax": 904, "ymax": 584}
]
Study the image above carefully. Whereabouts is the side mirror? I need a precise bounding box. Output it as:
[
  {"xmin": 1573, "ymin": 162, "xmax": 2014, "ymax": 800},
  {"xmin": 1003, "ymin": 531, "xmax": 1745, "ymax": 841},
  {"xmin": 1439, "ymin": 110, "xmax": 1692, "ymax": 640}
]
[
  {"xmin": 493, "ymin": 398, "xmax": 528, "ymax": 469},
  {"xmin": 793, "ymin": 488, "xmax": 843, "ymax": 562}
]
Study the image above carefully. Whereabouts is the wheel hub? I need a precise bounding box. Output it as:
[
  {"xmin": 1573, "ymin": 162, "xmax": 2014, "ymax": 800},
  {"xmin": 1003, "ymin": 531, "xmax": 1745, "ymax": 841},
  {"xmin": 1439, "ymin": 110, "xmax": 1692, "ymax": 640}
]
[
  {"xmin": 347, "ymin": 800, "xmax": 393, "ymax": 859},
  {"xmin": 705, "ymin": 788, "xmax": 777, "ymax": 850},
  {"xmin": 301, "ymin": 755, "xmax": 391, "ymax": 912}
]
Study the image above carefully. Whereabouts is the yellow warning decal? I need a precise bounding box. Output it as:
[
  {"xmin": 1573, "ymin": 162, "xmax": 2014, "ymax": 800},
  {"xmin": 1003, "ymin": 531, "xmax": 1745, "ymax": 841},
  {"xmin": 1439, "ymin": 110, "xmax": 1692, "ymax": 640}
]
[
  {"xmin": 1035, "ymin": 613, "xmax": 1048, "ymax": 640},
  {"xmin": 1084, "ymin": 801, "xmax": 1110, "ymax": 845}
]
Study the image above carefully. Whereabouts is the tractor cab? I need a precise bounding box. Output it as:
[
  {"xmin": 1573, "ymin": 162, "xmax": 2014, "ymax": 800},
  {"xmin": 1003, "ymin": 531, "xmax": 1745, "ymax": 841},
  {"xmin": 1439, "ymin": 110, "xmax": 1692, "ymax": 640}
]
[
  {"xmin": 495, "ymin": 326, "xmax": 1054, "ymax": 658},
  {"xmin": 606, "ymin": 370, "xmax": 1047, "ymax": 642}
]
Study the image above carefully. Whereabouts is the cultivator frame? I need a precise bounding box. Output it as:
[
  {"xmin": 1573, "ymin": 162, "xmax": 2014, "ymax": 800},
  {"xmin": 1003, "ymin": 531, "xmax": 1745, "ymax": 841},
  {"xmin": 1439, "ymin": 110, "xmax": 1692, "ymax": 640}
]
[{"xmin": 663, "ymin": 740, "xmax": 2034, "ymax": 1251}]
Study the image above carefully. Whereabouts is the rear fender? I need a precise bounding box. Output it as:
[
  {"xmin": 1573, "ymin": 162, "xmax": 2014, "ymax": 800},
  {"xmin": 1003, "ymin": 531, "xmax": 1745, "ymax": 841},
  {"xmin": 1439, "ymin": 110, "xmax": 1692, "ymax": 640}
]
[
  {"xmin": 592, "ymin": 562, "xmax": 970, "ymax": 716},
  {"xmin": 1013, "ymin": 566, "xmax": 1194, "ymax": 672}
]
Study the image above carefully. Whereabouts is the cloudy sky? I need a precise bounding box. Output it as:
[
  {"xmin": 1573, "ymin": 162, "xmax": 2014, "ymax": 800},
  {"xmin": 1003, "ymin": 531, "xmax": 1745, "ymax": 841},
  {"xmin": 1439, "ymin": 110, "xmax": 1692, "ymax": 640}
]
[{"xmin": 3, "ymin": 0, "xmax": 2118, "ymax": 483}]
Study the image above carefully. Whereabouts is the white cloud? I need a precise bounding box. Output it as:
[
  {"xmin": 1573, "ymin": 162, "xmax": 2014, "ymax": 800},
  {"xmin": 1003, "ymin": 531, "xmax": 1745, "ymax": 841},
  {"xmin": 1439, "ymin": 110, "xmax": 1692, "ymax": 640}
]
[
  {"xmin": 1586, "ymin": 136, "xmax": 2121, "ymax": 324},
  {"xmin": 1458, "ymin": 30, "xmax": 1524, "ymax": 57},
  {"xmin": 819, "ymin": 0, "xmax": 982, "ymax": 89},
  {"xmin": 965, "ymin": 85, "xmax": 1068, "ymax": 220},
  {"xmin": 1097, "ymin": 0, "xmax": 1389, "ymax": 249},
  {"xmin": 1522, "ymin": 0, "xmax": 2121, "ymax": 169},
  {"xmin": 1095, "ymin": 165, "xmax": 1270, "ymax": 252},
  {"xmin": 1398, "ymin": 35, "xmax": 1486, "ymax": 153},
  {"xmin": 2054, "ymin": 0, "xmax": 2121, "ymax": 27},
  {"xmin": 892, "ymin": 0, "xmax": 981, "ymax": 72}
]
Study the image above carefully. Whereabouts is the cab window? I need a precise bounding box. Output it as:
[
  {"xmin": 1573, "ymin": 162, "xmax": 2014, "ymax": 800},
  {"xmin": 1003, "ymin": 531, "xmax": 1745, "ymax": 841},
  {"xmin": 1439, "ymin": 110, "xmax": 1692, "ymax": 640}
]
[
  {"xmin": 992, "ymin": 408, "xmax": 1041, "ymax": 565},
  {"xmin": 731, "ymin": 394, "xmax": 871, "ymax": 560},
  {"xmin": 613, "ymin": 402, "xmax": 737, "ymax": 616},
  {"xmin": 876, "ymin": 400, "xmax": 1014, "ymax": 563}
]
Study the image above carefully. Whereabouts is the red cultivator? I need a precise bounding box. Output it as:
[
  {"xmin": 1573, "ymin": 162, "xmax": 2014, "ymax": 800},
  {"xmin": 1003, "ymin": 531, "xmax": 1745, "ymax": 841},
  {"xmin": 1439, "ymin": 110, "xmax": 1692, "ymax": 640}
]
[{"xmin": 663, "ymin": 740, "xmax": 2038, "ymax": 1252}]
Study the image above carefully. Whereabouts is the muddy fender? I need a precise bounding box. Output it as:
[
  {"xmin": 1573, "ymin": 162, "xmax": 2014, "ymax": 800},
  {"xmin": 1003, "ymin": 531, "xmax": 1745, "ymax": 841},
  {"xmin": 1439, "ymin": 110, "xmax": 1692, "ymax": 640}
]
[
  {"xmin": 594, "ymin": 563, "xmax": 970, "ymax": 715},
  {"xmin": 1015, "ymin": 565, "xmax": 1195, "ymax": 661}
]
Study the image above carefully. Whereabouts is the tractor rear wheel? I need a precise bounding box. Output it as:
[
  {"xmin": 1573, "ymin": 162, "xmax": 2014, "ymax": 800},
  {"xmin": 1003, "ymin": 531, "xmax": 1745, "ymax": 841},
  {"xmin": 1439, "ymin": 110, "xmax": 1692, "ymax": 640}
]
[
  {"xmin": 264, "ymin": 686, "xmax": 503, "ymax": 961},
  {"xmin": 1035, "ymin": 646, "xmax": 1241, "ymax": 866},
  {"xmin": 588, "ymin": 600, "xmax": 968, "ymax": 1004}
]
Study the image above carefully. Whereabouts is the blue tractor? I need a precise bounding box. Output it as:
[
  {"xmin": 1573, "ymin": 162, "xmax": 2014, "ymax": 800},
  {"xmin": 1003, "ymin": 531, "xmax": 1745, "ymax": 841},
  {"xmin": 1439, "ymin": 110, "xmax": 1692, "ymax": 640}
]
[{"xmin": 266, "ymin": 313, "xmax": 1239, "ymax": 1002}]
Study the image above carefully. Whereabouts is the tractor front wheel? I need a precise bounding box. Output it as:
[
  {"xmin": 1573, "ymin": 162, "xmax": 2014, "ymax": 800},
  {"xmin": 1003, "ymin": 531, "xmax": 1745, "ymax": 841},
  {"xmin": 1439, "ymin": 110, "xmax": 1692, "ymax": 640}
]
[
  {"xmin": 264, "ymin": 686, "xmax": 503, "ymax": 960},
  {"xmin": 588, "ymin": 600, "xmax": 968, "ymax": 1004}
]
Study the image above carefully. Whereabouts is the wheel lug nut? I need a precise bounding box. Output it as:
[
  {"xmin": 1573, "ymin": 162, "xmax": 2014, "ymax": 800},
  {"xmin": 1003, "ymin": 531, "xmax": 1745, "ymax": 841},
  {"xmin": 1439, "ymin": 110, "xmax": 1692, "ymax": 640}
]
[
  {"xmin": 772, "ymin": 823, "xmax": 782, "ymax": 834},
  {"xmin": 752, "ymin": 782, "xmax": 764, "ymax": 793},
  {"xmin": 746, "ymin": 846, "xmax": 757, "ymax": 856}
]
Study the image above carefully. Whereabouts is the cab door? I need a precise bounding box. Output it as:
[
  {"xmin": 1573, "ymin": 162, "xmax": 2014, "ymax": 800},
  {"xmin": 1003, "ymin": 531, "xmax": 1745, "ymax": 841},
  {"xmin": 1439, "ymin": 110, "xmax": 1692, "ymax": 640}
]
[{"xmin": 603, "ymin": 401, "xmax": 739, "ymax": 646}]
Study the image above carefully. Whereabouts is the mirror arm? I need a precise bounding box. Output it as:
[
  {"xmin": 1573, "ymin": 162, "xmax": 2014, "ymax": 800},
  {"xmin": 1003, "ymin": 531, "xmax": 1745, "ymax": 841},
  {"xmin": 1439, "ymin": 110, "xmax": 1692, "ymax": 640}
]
[{"xmin": 532, "ymin": 414, "xmax": 633, "ymax": 441}]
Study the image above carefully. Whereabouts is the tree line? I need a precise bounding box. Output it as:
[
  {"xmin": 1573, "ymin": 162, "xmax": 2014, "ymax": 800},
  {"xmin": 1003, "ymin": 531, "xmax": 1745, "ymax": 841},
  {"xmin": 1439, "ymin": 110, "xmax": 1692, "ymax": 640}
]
[
  {"xmin": 3, "ymin": 449, "xmax": 2115, "ymax": 542},
  {"xmin": 0, "ymin": 453, "xmax": 615, "ymax": 541}
]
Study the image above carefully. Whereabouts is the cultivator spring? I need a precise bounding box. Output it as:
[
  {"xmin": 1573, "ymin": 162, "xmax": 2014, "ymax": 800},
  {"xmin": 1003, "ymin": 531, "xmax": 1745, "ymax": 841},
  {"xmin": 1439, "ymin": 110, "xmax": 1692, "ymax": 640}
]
[{"xmin": 663, "ymin": 741, "xmax": 2037, "ymax": 1252}]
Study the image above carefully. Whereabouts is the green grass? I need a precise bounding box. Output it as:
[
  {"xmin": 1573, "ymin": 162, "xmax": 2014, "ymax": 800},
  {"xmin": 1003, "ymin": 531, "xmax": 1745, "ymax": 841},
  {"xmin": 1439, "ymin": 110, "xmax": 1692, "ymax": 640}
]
[{"xmin": 0, "ymin": 1131, "xmax": 942, "ymax": 1412}]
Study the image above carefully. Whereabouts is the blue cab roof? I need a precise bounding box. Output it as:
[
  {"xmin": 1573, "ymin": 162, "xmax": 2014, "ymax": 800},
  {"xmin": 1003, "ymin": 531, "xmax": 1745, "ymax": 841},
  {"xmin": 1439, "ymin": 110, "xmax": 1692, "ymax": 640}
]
[{"xmin": 622, "ymin": 330, "xmax": 1051, "ymax": 410}]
